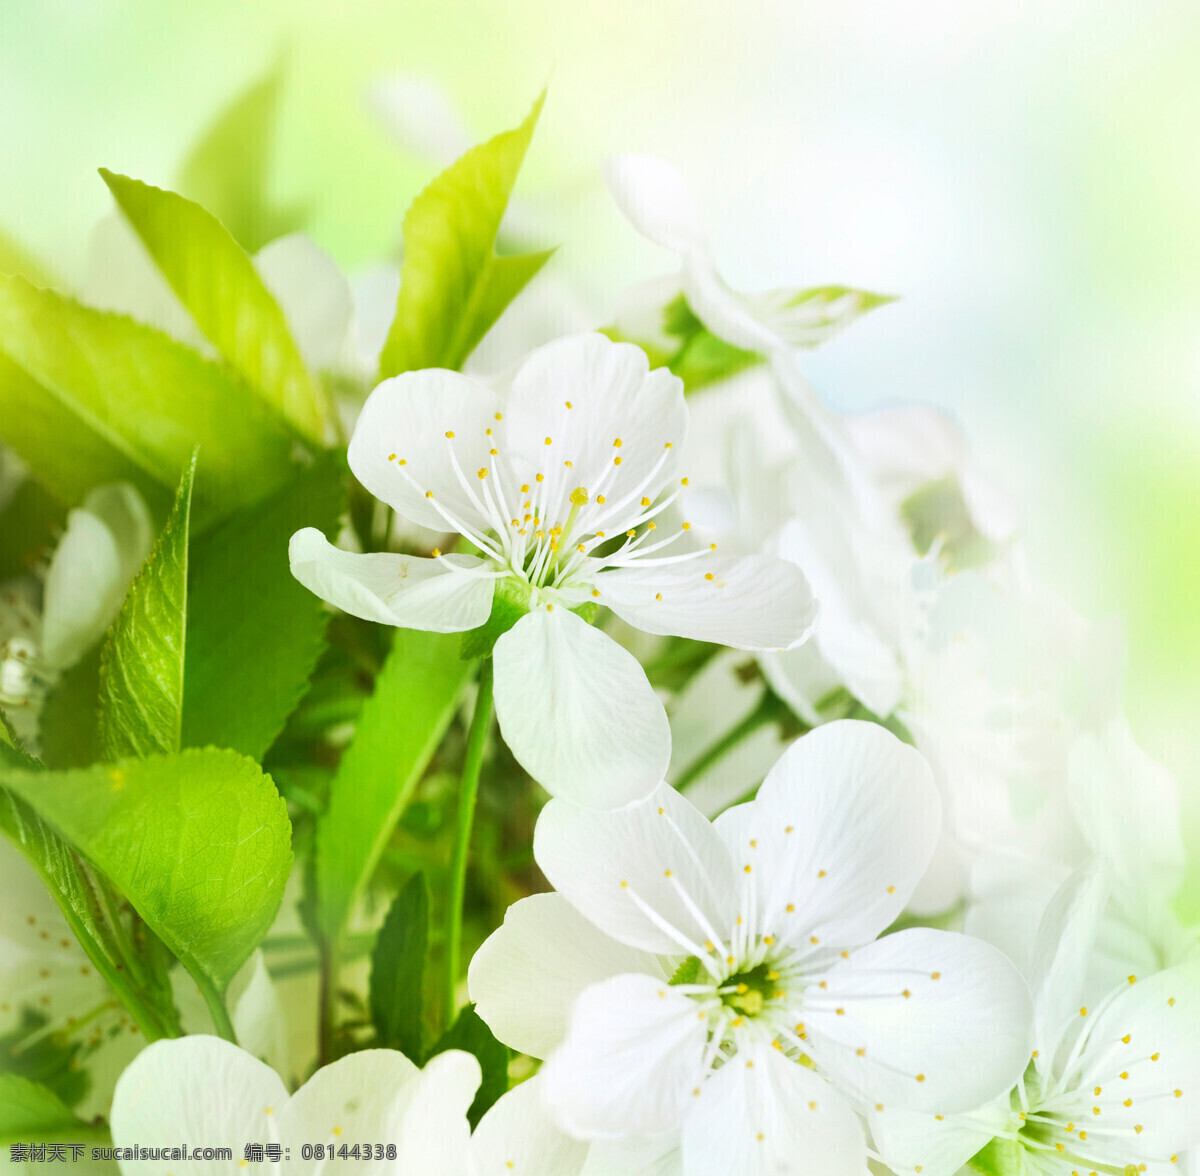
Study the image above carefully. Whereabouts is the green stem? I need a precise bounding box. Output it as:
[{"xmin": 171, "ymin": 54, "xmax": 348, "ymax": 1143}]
[
  {"xmin": 444, "ymin": 661, "xmax": 494, "ymax": 1025},
  {"xmin": 318, "ymin": 942, "xmax": 337, "ymax": 1067},
  {"xmin": 672, "ymin": 692, "xmax": 784, "ymax": 793},
  {"xmin": 195, "ymin": 974, "xmax": 238, "ymax": 1044}
]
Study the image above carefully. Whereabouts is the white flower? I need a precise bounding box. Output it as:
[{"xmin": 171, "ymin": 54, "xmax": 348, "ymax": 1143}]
[
  {"xmin": 872, "ymin": 863, "xmax": 1200, "ymax": 1176},
  {"xmin": 290, "ymin": 331, "xmax": 816, "ymax": 806},
  {"xmin": 108, "ymin": 1034, "xmax": 586, "ymax": 1176},
  {"xmin": 469, "ymin": 721, "xmax": 1033, "ymax": 1174}
]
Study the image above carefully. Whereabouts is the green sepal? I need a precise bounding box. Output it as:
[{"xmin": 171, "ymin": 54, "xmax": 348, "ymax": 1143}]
[
  {"xmin": 459, "ymin": 578, "xmax": 530, "ymax": 660},
  {"xmin": 965, "ymin": 1137, "xmax": 1024, "ymax": 1176}
]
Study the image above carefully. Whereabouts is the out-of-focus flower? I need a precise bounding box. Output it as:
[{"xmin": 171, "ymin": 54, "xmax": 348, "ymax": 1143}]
[
  {"xmin": 470, "ymin": 722, "xmax": 1033, "ymax": 1173},
  {"xmin": 290, "ymin": 332, "xmax": 816, "ymax": 806}
]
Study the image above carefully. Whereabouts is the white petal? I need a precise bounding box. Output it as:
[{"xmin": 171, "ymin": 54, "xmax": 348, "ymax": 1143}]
[
  {"xmin": 541, "ymin": 973, "xmax": 710, "ymax": 1139},
  {"xmin": 468, "ymin": 892, "xmax": 663, "ymax": 1058},
  {"xmin": 370, "ymin": 74, "xmax": 475, "ymax": 165},
  {"xmin": 603, "ymin": 155, "xmax": 709, "ymax": 256},
  {"xmin": 597, "ymin": 554, "xmax": 816, "ymax": 652},
  {"xmin": 581, "ymin": 1137, "xmax": 683, "ymax": 1176},
  {"xmin": 963, "ymin": 852, "xmax": 1066, "ymax": 980},
  {"xmin": 289, "ymin": 527, "xmax": 495, "ymax": 632},
  {"xmin": 469, "ymin": 1076, "xmax": 589, "ymax": 1176},
  {"xmin": 228, "ymin": 950, "xmax": 288, "ymax": 1076},
  {"xmin": 757, "ymin": 640, "xmax": 843, "ymax": 727},
  {"xmin": 714, "ymin": 721, "xmax": 939, "ymax": 954},
  {"xmin": 110, "ymin": 1036, "xmax": 286, "ymax": 1175},
  {"xmin": 500, "ymin": 333, "xmax": 686, "ymax": 520},
  {"xmin": 348, "ymin": 368, "xmax": 502, "ymax": 533},
  {"xmin": 869, "ymin": 1099, "xmax": 1011, "ymax": 1176},
  {"xmin": 803, "ymin": 928, "xmax": 1033, "ymax": 1115},
  {"xmin": 255, "ymin": 233, "xmax": 354, "ymax": 374},
  {"xmin": 493, "ymin": 608, "xmax": 670, "ymax": 806},
  {"xmin": 1026, "ymin": 860, "xmax": 1110, "ymax": 1075},
  {"xmin": 681, "ymin": 1044, "xmax": 866, "ymax": 1176},
  {"xmin": 1072, "ymin": 962, "xmax": 1200, "ymax": 1157},
  {"xmin": 348, "ymin": 263, "xmax": 402, "ymax": 374},
  {"xmin": 534, "ymin": 783, "xmax": 735, "ymax": 957},
  {"xmin": 391, "ymin": 1050, "xmax": 480, "ymax": 1175},
  {"xmin": 681, "ymin": 255, "xmax": 788, "ymax": 354}
]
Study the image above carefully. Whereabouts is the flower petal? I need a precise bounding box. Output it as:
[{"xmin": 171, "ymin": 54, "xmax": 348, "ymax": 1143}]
[
  {"xmin": 468, "ymin": 892, "xmax": 664, "ymax": 1058},
  {"xmin": 713, "ymin": 721, "xmax": 940, "ymax": 954},
  {"xmin": 541, "ymin": 973, "xmax": 710, "ymax": 1139},
  {"xmin": 469, "ymin": 1076, "xmax": 589, "ymax": 1176},
  {"xmin": 534, "ymin": 783, "xmax": 736, "ymax": 957},
  {"xmin": 868, "ymin": 1099, "xmax": 1011, "ymax": 1176},
  {"xmin": 500, "ymin": 333, "xmax": 686, "ymax": 526},
  {"xmin": 348, "ymin": 368, "xmax": 502, "ymax": 533},
  {"xmin": 289, "ymin": 527, "xmax": 495, "ymax": 632},
  {"xmin": 110, "ymin": 1036, "xmax": 287, "ymax": 1175},
  {"xmin": 391, "ymin": 1050, "xmax": 481, "ymax": 1175},
  {"xmin": 597, "ymin": 554, "xmax": 816, "ymax": 652},
  {"xmin": 680, "ymin": 1044, "xmax": 865, "ymax": 1176},
  {"xmin": 603, "ymin": 155, "xmax": 709, "ymax": 256},
  {"xmin": 493, "ymin": 607, "xmax": 670, "ymax": 806},
  {"xmin": 803, "ymin": 928, "xmax": 1033, "ymax": 1115},
  {"xmin": 581, "ymin": 1137, "xmax": 683, "ymax": 1176}
]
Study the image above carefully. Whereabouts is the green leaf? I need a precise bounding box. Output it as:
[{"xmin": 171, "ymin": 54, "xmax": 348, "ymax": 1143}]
[
  {"xmin": 0, "ymin": 276, "xmax": 301, "ymax": 530},
  {"xmin": 0, "ymin": 1010, "xmax": 89, "ymax": 1109},
  {"xmin": 97, "ymin": 453, "xmax": 195, "ymax": 760},
  {"xmin": 428, "ymin": 1004, "xmax": 508, "ymax": 1128},
  {"xmin": 369, "ymin": 872, "xmax": 429, "ymax": 1062},
  {"xmin": 182, "ymin": 453, "xmax": 346, "ymax": 759},
  {"xmin": 378, "ymin": 93, "xmax": 553, "ymax": 378},
  {"xmin": 176, "ymin": 64, "xmax": 307, "ymax": 253},
  {"xmin": 37, "ymin": 645, "xmax": 101, "ymax": 770},
  {"xmin": 0, "ymin": 226, "xmax": 55, "ymax": 288},
  {"xmin": 0, "ymin": 1075, "xmax": 109, "ymax": 1145},
  {"xmin": 316, "ymin": 631, "xmax": 472, "ymax": 942},
  {"xmin": 0, "ymin": 749, "xmax": 292, "ymax": 995},
  {"xmin": 0, "ymin": 478, "xmax": 65, "ymax": 583},
  {"xmin": 100, "ymin": 170, "xmax": 325, "ymax": 442}
]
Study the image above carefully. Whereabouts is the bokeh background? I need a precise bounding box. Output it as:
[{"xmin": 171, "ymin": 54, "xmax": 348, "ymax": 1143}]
[{"xmin": 3, "ymin": 0, "xmax": 1197, "ymax": 911}]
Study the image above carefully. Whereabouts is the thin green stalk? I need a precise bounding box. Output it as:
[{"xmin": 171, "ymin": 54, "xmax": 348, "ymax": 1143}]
[
  {"xmin": 195, "ymin": 974, "xmax": 238, "ymax": 1044},
  {"xmin": 444, "ymin": 661, "xmax": 494, "ymax": 1025},
  {"xmin": 672, "ymin": 692, "xmax": 783, "ymax": 793},
  {"xmin": 318, "ymin": 944, "xmax": 337, "ymax": 1067}
]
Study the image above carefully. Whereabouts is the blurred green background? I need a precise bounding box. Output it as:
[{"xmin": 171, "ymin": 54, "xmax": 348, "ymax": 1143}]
[{"xmin": 2, "ymin": 0, "xmax": 1197, "ymax": 907}]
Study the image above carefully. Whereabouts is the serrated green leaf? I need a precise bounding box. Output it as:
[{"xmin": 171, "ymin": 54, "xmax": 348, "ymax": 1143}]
[
  {"xmin": 182, "ymin": 453, "xmax": 346, "ymax": 759},
  {"xmin": 316, "ymin": 631, "xmax": 472, "ymax": 941},
  {"xmin": 428, "ymin": 1004, "xmax": 508, "ymax": 1128},
  {"xmin": 369, "ymin": 872, "xmax": 428, "ymax": 1062},
  {"xmin": 378, "ymin": 93, "xmax": 553, "ymax": 378},
  {"xmin": 100, "ymin": 170, "xmax": 325, "ymax": 442},
  {"xmin": 0, "ymin": 1075, "xmax": 109, "ymax": 1146},
  {"xmin": 97, "ymin": 453, "xmax": 195, "ymax": 760},
  {"xmin": 37, "ymin": 644, "xmax": 101, "ymax": 770},
  {"xmin": 0, "ymin": 478, "xmax": 65, "ymax": 583},
  {"xmin": 177, "ymin": 64, "xmax": 307, "ymax": 254},
  {"xmin": 0, "ymin": 276, "xmax": 301, "ymax": 530},
  {"xmin": 0, "ymin": 749, "xmax": 292, "ymax": 995}
]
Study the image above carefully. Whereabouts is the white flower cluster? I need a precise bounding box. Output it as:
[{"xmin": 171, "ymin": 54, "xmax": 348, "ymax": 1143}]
[{"xmin": 24, "ymin": 138, "xmax": 1193, "ymax": 1174}]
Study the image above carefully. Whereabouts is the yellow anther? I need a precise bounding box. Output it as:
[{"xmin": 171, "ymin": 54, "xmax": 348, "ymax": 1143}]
[
  {"xmin": 705, "ymin": 572, "xmax": 715, "ymax": 581},
  {"xmin": 490, "ymin": 447, "xmax": 498, "ymax": 455},
  {"xmin": 647, "ymin": 520, "xmax": 657, "ymax": 530},
  {"xmin": 388, "ymin": 453, "xmax": 396, "ymax": 461},
  {"xmin": 1080, "ymin": 1007, "xmax": 1088, "ymax": 1017},
  {"xmin": 565, "ymin": 400, "xmax": 573, "ymax": 408},
  {"xmin": 786, "ymin": 903, "xmax": 795, "ymax": 912},
  {"xmin": 614, "ymin": 456, "xmax": 623, "ymax": 466},
  {"xmin": 564, "ymin": 460, "xmax": 573, "ymax": 468},
  {"xmin": 477, "ymin": 468, "xmax": 488, "ymax": 479},
  {"xmin": 592, "ymin": 588, "xmax": 600, "ymax": 597},
  {"xmin": 445, "ymin": 431, "xmax": 455, "ymax": 439},
  {"xmin": 596, "ymin": 494, "xmax": 606, "ymax": 503},
  {"xmin": 613, "ymin": 438, "xmax": 623, "ymax": 447},
  {"xmin": 544, "ymin": 436, "xmax": 552, "ymax": 445},
  {"xmin": 682, "ymin": 522, "xmax": 691, "ymax": 531},
  {"xmin": 521, "ymin": 483, "xmax": 530, "ymax": 493},
  {"xmin": 641, "ymin": 496, "xmax": 651, "ymax": 506},
  {"xmin": 916, "ymin": 1074, "xmax": 926, "ymax": 1083},
  {"xmin": 425, "ymin": 490, "xmax": 434, "ymax": 498},
  {"xmin": 536, "ymin": 473, "xmax": 544, "ymax": 483},
  {"xmin": 655, "ymin": 593, "xmax": 663, "ymax": 601},
  {"xmin": 495, "ymin": 412, "xmax": 503, "ymax": 420},
  {"xmin": 431, "ymin": 548, "xmax": 441, "ymax": 557}
]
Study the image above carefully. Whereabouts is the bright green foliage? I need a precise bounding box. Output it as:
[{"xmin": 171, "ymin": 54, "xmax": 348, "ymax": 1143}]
[
  {"xmin": 0, "ymin": 1009, "xmax": 90, "ymax": 1108},
  {"xmin": 378, "ymin": 93, "xmax": 554, "ymax": 378},
  {"xmin": 0, "ymin": 1075, "xmax": 111, "ymax": 1147},
  {"xmin": 428, "ymin": 1005, "xmax": 508, "ymax": 1129},
  {"xmin": 37, "ymin": 645, "xmax": 102, "ymax": 770},
  {"xmin": 369, "ymin": 872, "xmax": 429, "ymax": 1062},
  {"xmin": 0, "ymin": 477, "xmax": 64, "ymax": 582},
  {"xmin": 0, "ymin": 749, "xmax": 292, "ymax": 996},
  {"xmin": 100, "ymin": 170, "xmax": 325, "ymax": 442},
  {"xmin": 98, "ymin": 453, "xmax": 195, "ymax": 761},
  {"xmin": 0, "ymin": 277, "xmax": 300, "ymax": 530},
  {"xmin": 0, "ymin": 226, "xmax": 55, "ymax": 288},
  {"xmin": 182, "ymin": 453, "xmax": 346, "ymax": 759},
  {"xmin": 966, "ymin": 1138, "xmax": 1024, "ymax": 1176},
  {"xmin": 315, "ymin": 631, "xmax": 472, "ymax": 942},
  {"xmin": 458, "ymin": 577, "xmax": 529, "ymax": 660},
  {"xmin": 176, "ymin": 63, "xmax": 307, "ymax": 254}
]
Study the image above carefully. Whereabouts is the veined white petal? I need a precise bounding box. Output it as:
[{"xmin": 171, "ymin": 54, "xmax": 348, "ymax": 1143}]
[
  {"xmin": 390, "ymin": 1050, "xmax": 480, "ymax": 1175},
  {"xmin": 469, "ymin": 1076, "xmax": 589, "ymax": 1176},
  {"xmin": 110, "ymin": 1036, "xmax": 287, "ymax": 1175},
  {"xmin": 1069, "ymin": 962, "xmax": 1200, "ymax": 1159},
  {"xmin": 41, "ymin": 482, "xmax": 153, "ymax": 670},
  {"xmin": 603, "ymin": 155, "xmax": 709, "ymax": 256},
  {"xmin": 289, "ymin": 527, "xmax": 495, "ymax": 632},
  {"xmin": 255, "ymin": 233, "xmax": 354, "ymax": 375},
  {"xmin": 534, "ymin": 783, "xmax": 736, "ymax": 957},
  {"xmin": 468, "ymin": 892, "xmax": 664, "ymax": 1058},
  {"xmin": 493, "ymin": 608, "xmax": 670, "ymax": 807},
  {"xmin": 803, "ymin": 929, "xmax": 1033, "ymax": 1115},
  {"xmin": 348, "ymin": 368, "xmax": 502, "ymax": 533},
  {"xmin": 714, "ymin": 721, "xmax": 939, "ymax": 952},
  {"xmin": 500, "ymin": 332, "xmax": 686, "ymax": 526},
  {"xmin": 541, "ymin": 973, "xmax": 710, "ymax": 1139},
  {"xmin": 869, "ymin": 1098, "xmax": 1011, "ymax": 1176},
  {"xmin": 757, "ymin": 640, "xmax": 843, "ymax": 727},
  {"xmin": 680, "ymin": 1043, "xmax": 866, "ymax": 1176},
  {"xmin": 580, "ymin": 1136, "xmax": 683, "ymax": 1176},
  {"xmin": 597, "ymin": 554, "xmax": 816, "ymax": 652}
]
